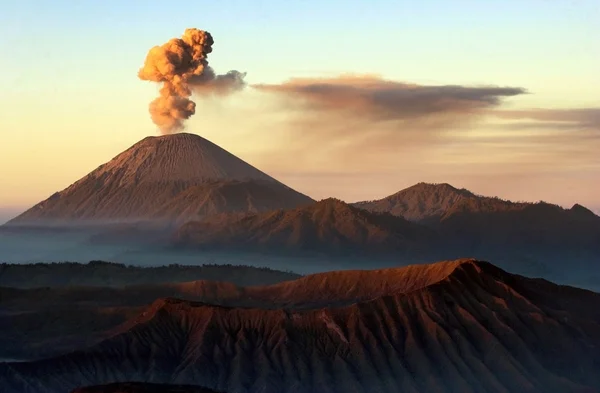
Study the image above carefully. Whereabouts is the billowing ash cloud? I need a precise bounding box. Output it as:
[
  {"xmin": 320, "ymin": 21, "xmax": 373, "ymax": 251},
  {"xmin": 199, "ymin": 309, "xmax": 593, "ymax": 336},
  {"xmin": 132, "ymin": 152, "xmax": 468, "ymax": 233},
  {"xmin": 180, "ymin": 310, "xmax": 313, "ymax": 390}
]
[
  {"xmin": 254, "ymin": 75, "xmax": 527, "ymax": 121},
  {"xmin": 138, "ymin": 28, "xmax": 246, "ymax": 134}
]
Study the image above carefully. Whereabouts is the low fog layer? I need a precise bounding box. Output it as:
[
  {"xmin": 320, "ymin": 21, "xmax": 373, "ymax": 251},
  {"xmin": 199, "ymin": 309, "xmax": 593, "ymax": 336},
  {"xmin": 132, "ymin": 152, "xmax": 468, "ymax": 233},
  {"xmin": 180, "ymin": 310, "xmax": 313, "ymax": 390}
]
[
  {"xmin": 0, "ymin": 230, "xmax": 366, "ymax": 275},
  {"xmin": 1, "ymin": 229, "xmax": 599, "ymax": 292}
]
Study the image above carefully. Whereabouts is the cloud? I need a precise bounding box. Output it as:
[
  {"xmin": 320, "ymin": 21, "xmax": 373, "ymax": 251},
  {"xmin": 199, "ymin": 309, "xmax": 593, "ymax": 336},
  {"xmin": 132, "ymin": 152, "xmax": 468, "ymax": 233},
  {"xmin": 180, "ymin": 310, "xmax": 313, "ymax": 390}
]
[
  {"xmin": 138, "ymin": 28, "xmax": 246, "ymax": 134},
  {"xmin": 191, "ymin": 73, "xmax": 597, "ymax": 210},
  {"xmin": 247, "ymin": 75, "xmax": 527, "ymax": 169},
  {"xmin": 491, "ymin": 108, "xmax": 600, "ymax": 131},
  {"xmin": 254, "ymin": 75, "xmax": 527, "ymax": 121}
]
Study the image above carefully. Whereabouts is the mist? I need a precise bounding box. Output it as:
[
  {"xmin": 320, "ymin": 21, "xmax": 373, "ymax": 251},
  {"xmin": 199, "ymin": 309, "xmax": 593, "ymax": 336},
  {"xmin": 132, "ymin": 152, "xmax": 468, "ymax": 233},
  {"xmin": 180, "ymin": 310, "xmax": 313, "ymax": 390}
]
[
  {"xmin": 1, "ymin": 227, "xmax": 599, "ymax": 292},
  {"xmin": 0, "ymin": 208, "xmax": 24, "ymax": 225}
]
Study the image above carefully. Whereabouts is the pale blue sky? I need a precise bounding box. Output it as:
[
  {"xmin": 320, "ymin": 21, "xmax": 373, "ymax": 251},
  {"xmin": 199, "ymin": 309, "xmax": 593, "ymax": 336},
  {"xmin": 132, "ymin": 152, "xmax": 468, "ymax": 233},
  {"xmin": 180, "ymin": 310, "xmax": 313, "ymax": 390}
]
[
  {"xmin": 2, "ymin": 0, "xmax": 599, "ymax": 100},
  {"xmin": 0, "ymin": 0, "xmax": 599, "ymax": 215}
]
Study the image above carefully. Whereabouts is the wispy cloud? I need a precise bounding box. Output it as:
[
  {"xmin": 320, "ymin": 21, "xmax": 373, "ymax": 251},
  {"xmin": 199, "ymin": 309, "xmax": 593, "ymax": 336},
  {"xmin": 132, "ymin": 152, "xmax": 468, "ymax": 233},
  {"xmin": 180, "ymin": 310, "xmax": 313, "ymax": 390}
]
[
  {"xmin": 491, "ymin": 108, "xmax": 600, "ymax": 131},
  {"xmin": 254, "ymin": 75, "xmax": 526, "ymax": 121},
  {"xmin": 249, "ymin": 75, "xmax": 528, "ymax": 167}
]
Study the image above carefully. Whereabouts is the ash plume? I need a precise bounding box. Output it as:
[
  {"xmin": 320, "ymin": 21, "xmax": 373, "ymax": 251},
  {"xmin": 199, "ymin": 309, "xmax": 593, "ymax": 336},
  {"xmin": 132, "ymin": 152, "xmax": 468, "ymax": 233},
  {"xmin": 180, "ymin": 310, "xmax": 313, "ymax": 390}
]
[{"xmin": 138, "ymin": 28, "xmax": 246, "ymax": 134}]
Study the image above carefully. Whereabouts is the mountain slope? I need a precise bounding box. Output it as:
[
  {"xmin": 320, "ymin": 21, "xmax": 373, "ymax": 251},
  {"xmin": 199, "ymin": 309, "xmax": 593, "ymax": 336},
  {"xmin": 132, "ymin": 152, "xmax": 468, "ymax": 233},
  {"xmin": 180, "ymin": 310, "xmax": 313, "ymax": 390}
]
[
  {"xmin": 7, "ymin": 133, "xmax": 313, "ymax": 225},
  {"xmin": 0, "ymin": 260, "xmax": 467, "ymax": 360},
  {"xmin": 174, "ymin": 198, "xmax": 438, "ymax": 255},
  {"xmin": 354, "ymin": 182, "xmax": 526, "ymax": 222},
  {"xmin": 2, "ymin": 259, "xmax": 600, "ymax": 393}
]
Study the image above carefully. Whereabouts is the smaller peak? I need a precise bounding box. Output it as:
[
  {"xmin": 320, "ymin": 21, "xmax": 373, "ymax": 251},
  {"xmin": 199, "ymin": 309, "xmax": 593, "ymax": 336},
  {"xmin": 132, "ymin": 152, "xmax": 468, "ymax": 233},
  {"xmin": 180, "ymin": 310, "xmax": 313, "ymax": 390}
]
[
  {"xmin": 570, "ymin": 203, "xmax": 598, "ymax": 218},
  {"xmin": 401, "ymin": 182, "xmax": 474, "ymax": 197}
]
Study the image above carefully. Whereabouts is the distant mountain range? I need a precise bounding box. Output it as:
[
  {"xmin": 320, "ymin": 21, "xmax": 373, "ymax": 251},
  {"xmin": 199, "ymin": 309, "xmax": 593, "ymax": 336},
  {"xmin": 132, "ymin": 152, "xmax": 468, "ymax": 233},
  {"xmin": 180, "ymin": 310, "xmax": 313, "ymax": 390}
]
[
  {"xmin": 174, "ymin": 198, "xmax": 438, "ymax": 257},
  {"xmin": 3, "ymin": 133, "xmax": 599, "ymax": 287},
  {"xmin": 2, "ymin": 259, "xmax": 600, "ymax": 393},
  {"xmin": 172, "ymin": 183, "xmax": 600, "ymax": 284}
]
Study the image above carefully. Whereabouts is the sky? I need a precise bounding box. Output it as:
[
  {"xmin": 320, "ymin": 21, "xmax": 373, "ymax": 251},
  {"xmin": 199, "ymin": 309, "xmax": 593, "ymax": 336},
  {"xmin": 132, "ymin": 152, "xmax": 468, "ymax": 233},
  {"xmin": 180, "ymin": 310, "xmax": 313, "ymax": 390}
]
[{"xmin": 1, "ymin": 0, "xmax": 599, "ymax": 221}]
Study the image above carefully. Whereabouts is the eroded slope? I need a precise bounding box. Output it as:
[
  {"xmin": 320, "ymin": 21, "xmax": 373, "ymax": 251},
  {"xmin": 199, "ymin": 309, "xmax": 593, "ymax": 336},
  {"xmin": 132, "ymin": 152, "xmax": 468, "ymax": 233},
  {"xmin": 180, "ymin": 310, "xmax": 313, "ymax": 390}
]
[{"xmin": 2, "ymin": 260, "xmax": 600, "ymax": 393}]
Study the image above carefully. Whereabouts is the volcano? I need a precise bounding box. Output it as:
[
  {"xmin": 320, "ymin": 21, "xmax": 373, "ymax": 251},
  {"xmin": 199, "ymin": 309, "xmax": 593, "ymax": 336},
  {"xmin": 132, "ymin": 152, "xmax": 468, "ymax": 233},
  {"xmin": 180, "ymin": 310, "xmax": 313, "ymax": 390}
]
[{"xmin": 6, "ymin": 133, "xmax": 313, "ymax": 226}]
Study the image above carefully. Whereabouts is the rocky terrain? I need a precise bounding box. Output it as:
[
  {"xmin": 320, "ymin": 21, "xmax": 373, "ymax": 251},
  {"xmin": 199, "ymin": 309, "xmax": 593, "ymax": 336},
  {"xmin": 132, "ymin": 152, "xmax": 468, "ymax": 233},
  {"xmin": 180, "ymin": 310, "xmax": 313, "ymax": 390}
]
[
  {"xmin": 0, "ymin": 261, "xmax": 456, "ymax": 359},
  {"xmin": 2, "ymin": 259, "xmax": 600, "ymax": 393}
]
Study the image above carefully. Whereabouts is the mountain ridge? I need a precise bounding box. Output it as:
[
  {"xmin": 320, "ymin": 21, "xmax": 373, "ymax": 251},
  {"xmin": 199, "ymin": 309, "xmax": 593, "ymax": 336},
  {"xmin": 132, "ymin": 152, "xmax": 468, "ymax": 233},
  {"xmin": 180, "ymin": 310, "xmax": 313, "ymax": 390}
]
[
  {"xmin": 354, "ymin": 182, "xmax": 599, "ymax": 223},
  {"xmin": 174, "ymin": 197, "xmax": 439, "ymax": 255},
  {"xmin": 2, "ymin": 258, "xmax": 600, "ymax": 393}
]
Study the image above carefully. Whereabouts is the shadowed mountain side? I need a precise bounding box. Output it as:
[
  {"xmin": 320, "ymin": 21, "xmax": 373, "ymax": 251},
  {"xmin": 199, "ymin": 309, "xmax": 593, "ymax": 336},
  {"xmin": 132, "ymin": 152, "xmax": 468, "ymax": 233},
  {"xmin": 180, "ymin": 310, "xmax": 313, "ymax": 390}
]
[
  {"xmin": 0, "ymin": 261, "xmax": 300, "ymax": 288},
  {"xmin": 174, "ymin": 198, "xmax": 440, "ymax": 256},
  {"xmin": 1, "ymin": 259, "xmax": 467, "ymax": 311},
  {"xmin": 432, "ymin": 201, "xmax": 600, "ymax": 251},
  {"xmin": 71, "ymin": 383, "xmax": 222, "ymax": 393},
  {"xmin": 2, "ymin": 260, "xmax": 600, "ymax": 393},
  {"xmin": 353, "ymin": 182, "xmax": 600, "ymax": 279},
  {"xmin": 354, "ymin": 182, "xmax": 532, "ymax": 222},
  {"xmin": 7, "ymin": 133, "xmax": 313, "ymax": 226},
  {"xmin": 0, "ymin": 260, "xmax": 468, "ymax": 359}
]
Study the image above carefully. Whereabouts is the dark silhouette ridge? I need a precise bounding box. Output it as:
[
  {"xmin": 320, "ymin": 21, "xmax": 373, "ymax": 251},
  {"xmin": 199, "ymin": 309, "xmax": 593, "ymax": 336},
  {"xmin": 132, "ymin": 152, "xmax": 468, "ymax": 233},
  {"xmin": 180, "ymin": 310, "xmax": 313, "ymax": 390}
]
[
  {"xmin": 0, "ymin": 261, "xmax": 300, "ymax": 288},
  {"xmin": 2, "ymin": 259, "xmax": 600, "ymax": 393}
]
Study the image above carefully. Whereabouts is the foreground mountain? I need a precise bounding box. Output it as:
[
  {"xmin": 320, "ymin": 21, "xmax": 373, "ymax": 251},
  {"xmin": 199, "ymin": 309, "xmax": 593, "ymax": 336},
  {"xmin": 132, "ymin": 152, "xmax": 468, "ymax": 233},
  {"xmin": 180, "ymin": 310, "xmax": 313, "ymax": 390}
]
[
  {"xmin": 2, "ymin": 259, "xmax": 600, "ymax": 393},
  {"xmin": 7, "ymin": 133, "xmax": 312, "ymax": 226},
  {"xmin": 0, "ymin": 262, "xmax": 463, "ymax": 360},
  {"xmin": 0, "ymin": 262, "xmax": 300, "ymax": 360},
  {"xmin": 174, "ymin": 198, "xmax": 438, "ymax": 256}
]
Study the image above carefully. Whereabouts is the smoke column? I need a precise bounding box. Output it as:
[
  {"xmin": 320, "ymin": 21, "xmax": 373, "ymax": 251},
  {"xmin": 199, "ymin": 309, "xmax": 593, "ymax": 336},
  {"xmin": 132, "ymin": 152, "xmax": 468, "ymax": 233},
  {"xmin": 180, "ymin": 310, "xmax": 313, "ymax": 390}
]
[{"xmin": 138, "ymin": 28, "xmax": 246, "ymax": 134}]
